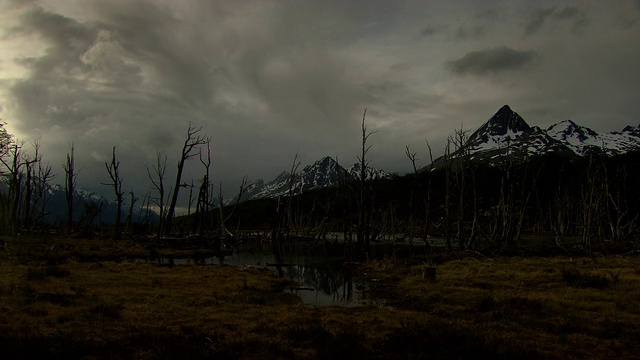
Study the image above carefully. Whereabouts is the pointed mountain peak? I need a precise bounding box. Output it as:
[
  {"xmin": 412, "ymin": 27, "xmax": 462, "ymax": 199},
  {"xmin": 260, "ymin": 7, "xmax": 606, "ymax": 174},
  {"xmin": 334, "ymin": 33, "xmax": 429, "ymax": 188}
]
[
  {"xmin": 303, "ymin": 156, "xmax": 339, "ymax": 172},
  {"xmin": 497, "ymin": 104, "xmax": 513, "ymax": 114},
  {"xmin": 316, "ymin": 156, "xmax": 337, "ymax": 166},
  {"xmin": 468, "ymin": 105, "xmax": 530, "ymax": 144},
  {"xmin": 488, "ymin": 105, "xmax": 530, "ymax": 133}
]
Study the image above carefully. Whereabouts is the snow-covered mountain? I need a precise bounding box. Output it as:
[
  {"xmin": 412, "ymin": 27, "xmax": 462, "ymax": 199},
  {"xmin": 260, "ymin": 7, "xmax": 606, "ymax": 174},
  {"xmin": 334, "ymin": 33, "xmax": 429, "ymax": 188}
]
[
  {"xmin": 441, "ymin": 105, "xmax": 640, "ymax": 164},
  {"xmin": 348, "ymin": 162, "xmax": 389, "ymax": 181},
  {"xmin": 546, "ymin": 120, "xmax": 640, "ymax": 156},
  {"xmin": 241, "ymin": 156, "xmax": 389, "ymax": 201}
]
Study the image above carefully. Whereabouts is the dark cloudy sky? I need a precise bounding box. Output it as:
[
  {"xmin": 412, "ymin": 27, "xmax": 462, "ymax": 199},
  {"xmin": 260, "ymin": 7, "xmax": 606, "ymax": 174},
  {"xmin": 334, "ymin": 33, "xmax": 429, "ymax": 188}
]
[{"xmin": 1, "ymin": 0, "xmax": 639, "ymax": 206}]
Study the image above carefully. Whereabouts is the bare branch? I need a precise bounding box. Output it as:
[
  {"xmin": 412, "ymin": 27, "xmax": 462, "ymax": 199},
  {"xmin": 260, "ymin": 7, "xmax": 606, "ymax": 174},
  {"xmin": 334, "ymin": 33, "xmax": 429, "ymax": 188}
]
[{"xmin": 405, "ymin": 145, "xmax": 418, "ymax": 174}]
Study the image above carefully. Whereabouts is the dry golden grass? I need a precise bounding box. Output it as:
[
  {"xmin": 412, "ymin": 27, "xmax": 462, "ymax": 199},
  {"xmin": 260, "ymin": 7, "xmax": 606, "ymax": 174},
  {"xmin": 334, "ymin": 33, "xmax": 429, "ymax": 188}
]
[
  {"xmin": 1, "ymin": 236, "xmax": 640, "ymax": 359},
  {"xmin": 362, "ymin": 255, "xmax": 640, "ymax": 359}
]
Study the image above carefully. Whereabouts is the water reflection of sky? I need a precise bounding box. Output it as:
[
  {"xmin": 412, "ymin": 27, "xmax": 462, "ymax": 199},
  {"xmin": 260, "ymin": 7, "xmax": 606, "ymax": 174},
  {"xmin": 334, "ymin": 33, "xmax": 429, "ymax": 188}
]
[
  {"xmin": 158, "ymin": 252, "xmax": 376, "ymax": 306},
  {"xmin": 144, "ymin": 241, "xmax": 393, "ymax": 306}
]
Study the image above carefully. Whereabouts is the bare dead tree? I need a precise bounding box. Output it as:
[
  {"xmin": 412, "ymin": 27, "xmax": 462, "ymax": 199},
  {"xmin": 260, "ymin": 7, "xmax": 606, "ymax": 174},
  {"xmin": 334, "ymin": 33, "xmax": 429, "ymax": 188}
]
[
  {"xmin": 450, "ymin": 125, "xmax": 479, "ymax": 252},
  {"xmin": 138, "ymin": 191, "xmax": 153, "ymax": 227},
  {"xmin": 0, "ymin": 121, "xmax": 11, "ymax": 157},
  {"xmin": 285, "ymin": 152, "xmax": 300, "ymax": 239},
  {"xmin": 451, "ymin": 126, "xmax": 468, "ymax": 253},
  {"xmin": 404, "ymin": 145, "xmax": 419, "ymax": 245},
  {"xmin": 103, "ymin": 146, "xmax": 124, "ymax": 239},
  {"xmin": 356, "ymin": 109, "xmax": 378, "ymax": 257},
  {"xmin": 405, "ymin": 145, "xmax": 418, "ymax": 174},
  {"xmin": 187, "ymin": 179, "xmax": 195, "ymax": 216},
  {"xmin": 271, "ymin": 152, "xmax": 300, "ymax": 242},
  {"xmin": 443, "ymin": 138, "xmax": 453, "ymax": 252},
  {"xmin": 126, "ymin": 191, "xmax": 138, "ymax": 233},
  {"xmin": 218, "ymin": 176, "xmax": 249, "ymax": 240},
  {"xmin": 0, "ymin": 122, "xmax": 13, "ymax": 232},
  {"xmin": 165, "ymin": 125, "xmax": 210, "ymax": 235},
  {"xmin": 549, "ymin": 164, "xmax": 574, "ymax": 251},
  {"xmin": 216, "ymin": 183, "xmax": 225, "ymax": 238},
  {"xmin": 33, "ymin": 156, "xmax": 54, "ymax": 228},
  {"xmin": 514, "ymin": 161, "xmax": 545, "ymax": 242},
  {"xmin": 492, "ymin": 140, "xmax": 516, "ymax": 248},
  {"xmin": 336, "ymin": 156, "xmax": 354, "ymax": 245},
  {"xmin": 581, "ymin": 154, "xmax": 606, "ymax": 256},
  {"xmin": 423, "ymin": 140, "xmax": 435, "ymax": 247},
  {"xmin": 604, "ymin": 164, "xmax": 629, "ymax": 243},
  {"xmin": 194, "ymin": 175, "xmax": 209, "ymax": 235},
  {"xmin": 22, "ymin": 142, "xmax": 41, "ymax": 230},
  {"xmin": 61, "ymin": 144, "xmax": 77, "ymax": 234},
  {"xmin": 195, "ymin": 142, "xmax": 212, "ymax": 235},
  {"xmin": 0, "ymin": 141, "xmax": 24, "ymax": 234},
  {"xmin": 146, "ymin": 150, "xmax": 169, "ymax": 242}
]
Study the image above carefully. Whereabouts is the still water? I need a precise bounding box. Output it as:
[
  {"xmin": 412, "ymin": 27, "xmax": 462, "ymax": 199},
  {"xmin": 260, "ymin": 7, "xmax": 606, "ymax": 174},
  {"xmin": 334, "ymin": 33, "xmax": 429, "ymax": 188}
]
[{"xmin": 143, "ymin": 240, "xmax": 429, "ymax": 306}]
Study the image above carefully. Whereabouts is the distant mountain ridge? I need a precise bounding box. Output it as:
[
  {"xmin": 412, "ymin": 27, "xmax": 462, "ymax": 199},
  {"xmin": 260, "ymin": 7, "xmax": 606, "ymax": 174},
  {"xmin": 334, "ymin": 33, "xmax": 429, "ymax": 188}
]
[
  {"xmin": 241, "ymin": 156, "xmax": 388, "ymax": 201},
  {"xmin": 42, "ymin": 185, "xmax": 155, "ymax": 225},
  {"xmin": 444, "ymin": 105, "xmax": 640, "ymax": 164}
]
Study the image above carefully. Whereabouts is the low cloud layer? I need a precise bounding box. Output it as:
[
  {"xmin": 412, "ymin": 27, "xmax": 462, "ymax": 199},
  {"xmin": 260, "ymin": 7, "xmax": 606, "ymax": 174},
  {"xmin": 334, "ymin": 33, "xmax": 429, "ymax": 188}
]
[
  {"xmin": 447, "ymin": 46, "xmax": 539, "ymax": 76},
  {"xmin": 0, "ymin": 0, "xmax": 639, "ymax": 206}
]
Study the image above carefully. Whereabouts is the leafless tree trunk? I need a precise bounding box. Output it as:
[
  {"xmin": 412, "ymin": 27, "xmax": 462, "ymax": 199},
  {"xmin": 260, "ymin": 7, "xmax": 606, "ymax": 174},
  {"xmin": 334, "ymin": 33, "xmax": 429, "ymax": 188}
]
[
  {"xmin": 62, "ymin": 144, "xmax": 77, "ymax": 234},
  {"xmin": 604, "ymin": 164, "xmax": 628, "ymax": 243},
  {"xmin": 423, "ymin": 140, "xmax": 434, "ymax": 248},
  {"xmin": 336, "ymin": 157, "xmax": 354, "ymax": 245},
  {"xmin": 187, "ymin": 180, "xmax": 195, "ymax": 216},
  {"xmin": 138, "ymin": 192, "xmax": 153, "ymax": 227},
  {"xmin": 0, "ymin": 141, "xmax": 24, "ymax": 234},
  {"xmin": 147, "ymin": 150, "xmax": 168, "ymax": 242},
  {"xmin": 515, "ymin": 162, "xmax": 545, "ymax": 242},
  {"xmin": 33, "ymin": 157, "xmax": 54, "ymax": 228},
  {"xmin": 165, "ymin": 125, "xmax": 210, "ymax": 235},
  {"xmin": 22, "ymin": 143, "xmax": 41, "ymax": 230},
  {"xmin": 581, "ymin": 155, "xmax": 606, "ymax": 256},
  {"xmin": 451, "ymin": 126, "xmax": 470, "ymax": 254},
  {"xmin": 404, "ymin": 145, "xmax": 418, "ymax": 246},
  {"xmin": 493, "ymin": 141, "xmax": 516, "ymax": 248},
  {"xmin": 217, "ymin": 176, "xmax": 249, "ymax": 240},
  {"xmin": 443, "ymin": 138, "xmax": 453, "ymax": 253},
  {"xmin": 195, "ymin": 142, "xmax": 212, "ymax": 235},
  {"xmin": 126, "ymin": 191, "xmax": 138, "ymax": 233},
  {"xmin": 285, "ymin": 152, "xmax": 300, "ymax": 239},
  {"xmin": 356, "ymin": 109, "xmax": 377, "ymax": 257},
  {"xmin": 104, "ymin": 146, "xmax": 124, "ymax": 239}
]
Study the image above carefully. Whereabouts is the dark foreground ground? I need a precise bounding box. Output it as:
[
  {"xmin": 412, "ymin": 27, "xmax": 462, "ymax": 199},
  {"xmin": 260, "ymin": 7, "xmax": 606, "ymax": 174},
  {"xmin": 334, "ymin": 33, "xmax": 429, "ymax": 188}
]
[{"xmin": 1, "ymin": 236, "xmax": 639, "ymax": 359}]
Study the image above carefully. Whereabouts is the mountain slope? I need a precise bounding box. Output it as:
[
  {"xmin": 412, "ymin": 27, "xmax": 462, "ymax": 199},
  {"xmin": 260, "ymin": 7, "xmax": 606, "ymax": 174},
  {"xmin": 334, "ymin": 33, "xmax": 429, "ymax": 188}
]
[
  {"xmin": 547, "ymin": 120, "xmax": 640, "ymax": 156},
  {"xmin": 242, "ymin": 156, "xmax": 389, "ymax": 201},
  {"xmin": 460, "ymin": 105, "xmax": 573, "ymax": 162}
]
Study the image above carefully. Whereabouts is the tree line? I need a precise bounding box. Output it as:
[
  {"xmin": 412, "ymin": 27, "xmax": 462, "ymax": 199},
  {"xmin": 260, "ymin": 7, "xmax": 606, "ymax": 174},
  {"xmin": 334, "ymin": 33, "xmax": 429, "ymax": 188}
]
[
  {"xmin": 0, "ymin": 122, "xmax": 234, "ymax": 240},
  {"xmin": 223, "ymin": 129, "xmax": 640, "ymax": 257},
  {"xmin": 1, "ymin": 118, "xmax": 638, "ymax": 257}
]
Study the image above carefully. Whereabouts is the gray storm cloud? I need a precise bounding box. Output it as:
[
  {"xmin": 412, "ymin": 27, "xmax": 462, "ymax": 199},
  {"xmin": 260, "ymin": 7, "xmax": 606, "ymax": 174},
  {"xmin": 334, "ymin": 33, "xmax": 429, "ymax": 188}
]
[
  {"xmin": 0, "ymin": 0, "xmax": 639, "ymax": 204},
  {"xmin": 447, "ymin": 46, "xmax": 539, "ymax": 76}
]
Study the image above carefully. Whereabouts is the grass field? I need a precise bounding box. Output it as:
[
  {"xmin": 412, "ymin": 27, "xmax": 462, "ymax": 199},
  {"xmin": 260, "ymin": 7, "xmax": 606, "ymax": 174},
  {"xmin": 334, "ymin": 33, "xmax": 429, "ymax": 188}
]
[{"xmin": 1, "ymin": 236, "xmax": 639, "ymax": 359}]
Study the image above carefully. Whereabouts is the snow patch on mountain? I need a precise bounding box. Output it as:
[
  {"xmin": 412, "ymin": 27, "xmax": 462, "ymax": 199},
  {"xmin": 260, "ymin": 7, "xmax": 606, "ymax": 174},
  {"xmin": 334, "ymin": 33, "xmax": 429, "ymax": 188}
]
[
  {"xmin": 242, "ymin": 156, "xmax": 388, "ymax": 201},
  {"xmin": 464, "ymin": 105, "xmax": 571, "ymax": 159},
  {"xmin": 547, "ymin": 120, "xmax": 640, "ymax": 156}
]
